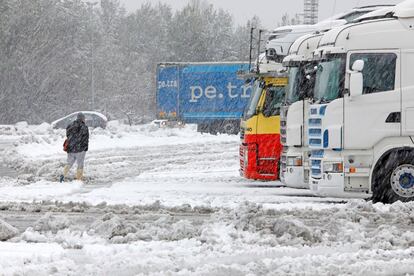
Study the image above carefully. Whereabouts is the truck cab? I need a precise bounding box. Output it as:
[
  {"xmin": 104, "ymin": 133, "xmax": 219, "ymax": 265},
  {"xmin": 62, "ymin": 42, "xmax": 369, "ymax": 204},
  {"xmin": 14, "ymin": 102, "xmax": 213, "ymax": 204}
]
[
  {"xmin": 308, "ymin": 1, "xmax": 414, "ymax": 203},
  {"xmin": 280, "ymin": 33, "xmax": 323, "ymax": 188},
  {"xmin": 265, "ymin": 5, "xmax": 393, "ymax": 63},
  {"xmin": 240, "ymin": 75, "xmax": 288, "ymax": 180}
]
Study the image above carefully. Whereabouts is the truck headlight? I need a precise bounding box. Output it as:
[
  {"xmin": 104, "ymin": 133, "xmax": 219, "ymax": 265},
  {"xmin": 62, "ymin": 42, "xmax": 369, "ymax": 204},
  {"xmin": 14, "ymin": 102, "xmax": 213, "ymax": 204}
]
[
  {"xmin": 287, "ymin": 156, "xmax": 303, "ymax": 167},
  {"xmin": 323, "ymin": 162, "xmax": 343, "ymax": 173}
]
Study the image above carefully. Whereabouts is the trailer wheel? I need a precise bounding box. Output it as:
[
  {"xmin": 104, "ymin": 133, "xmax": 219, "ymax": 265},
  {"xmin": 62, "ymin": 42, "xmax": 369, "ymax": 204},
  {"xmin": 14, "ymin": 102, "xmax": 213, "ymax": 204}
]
[
  {"xmin": 221, "ymin": 121, "xmax": 239, "ymax": 135},
  {"xmin": 372, "ymin": 149, "xmax": 414, "ymax": 203},
  {"xmin": 197, "ymin": 123, "xmax": 209, "ymax": 134}
]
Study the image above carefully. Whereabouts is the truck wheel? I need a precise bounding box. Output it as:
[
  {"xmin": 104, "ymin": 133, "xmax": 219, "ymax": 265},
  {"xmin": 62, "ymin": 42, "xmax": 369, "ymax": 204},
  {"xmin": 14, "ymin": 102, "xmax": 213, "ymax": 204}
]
[
  {"xmin": 209, "ymin": 128, "xmax": 218, "ymax": 135},
  {"xmin": 222, "ymin": 121, "xmax": 239, "ymax": 135},
  {"xmin": 372, "ymin": 150, "xmax": 414, "ymax": 203},
  {"xmin": 204, "ymin": 122, "xmax": 217, "ymax": 135},
  {"xmin": 197, "ymin": 123, "xmax": 208, "ymax": 134}
]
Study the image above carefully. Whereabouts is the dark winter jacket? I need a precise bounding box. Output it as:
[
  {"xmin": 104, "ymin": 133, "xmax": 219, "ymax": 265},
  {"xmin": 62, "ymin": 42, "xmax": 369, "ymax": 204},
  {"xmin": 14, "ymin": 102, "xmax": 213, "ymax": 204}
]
[{"xmin": 66, "ymin": 119, "xmax": 89, "ymax": 153}]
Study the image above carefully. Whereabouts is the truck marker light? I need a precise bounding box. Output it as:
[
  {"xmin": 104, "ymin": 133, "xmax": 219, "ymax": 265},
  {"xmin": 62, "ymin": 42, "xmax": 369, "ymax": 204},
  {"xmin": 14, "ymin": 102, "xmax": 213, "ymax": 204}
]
[
  {"xmin": 349, "ymin": 167, "xmax": 356, "ymax": 173},
  {"xmin": 320, "ymin": 105, "xmax": 327, "ymax": 115},
  {"xmin": 323, "ymin": 130, "xmax": 329, "ymax": 148}
]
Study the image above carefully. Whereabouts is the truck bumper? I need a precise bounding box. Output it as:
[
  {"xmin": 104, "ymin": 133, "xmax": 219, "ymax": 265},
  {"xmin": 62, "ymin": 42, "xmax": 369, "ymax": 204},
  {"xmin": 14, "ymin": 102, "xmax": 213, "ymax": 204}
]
[
  {"xmin": 310, "ymin": 173, "xmax": 345, "ymax": 196},
  {"xmin": 284, "ymin": 166, "xmax": 308, "ymax": 188},
  {"xmin": 239, "ymin": 143, "xmax": 279, "ymax": 181}
]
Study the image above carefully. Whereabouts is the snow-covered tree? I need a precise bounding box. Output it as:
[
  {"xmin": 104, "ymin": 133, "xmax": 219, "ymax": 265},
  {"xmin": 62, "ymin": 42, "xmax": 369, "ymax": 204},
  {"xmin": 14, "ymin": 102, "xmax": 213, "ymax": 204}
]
[{"xmin": 0, "ymin": 0, "xmax": 254, "ymax": 124}]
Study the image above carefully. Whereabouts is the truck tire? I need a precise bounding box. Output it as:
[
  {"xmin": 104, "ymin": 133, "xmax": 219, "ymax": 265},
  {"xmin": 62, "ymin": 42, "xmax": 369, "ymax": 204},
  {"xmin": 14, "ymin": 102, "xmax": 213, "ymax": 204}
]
[
  {"xmin": 221, "ymin": 121, "xmax": 239, "ymax": 135},
  {"xmin": 197, "ymin": 123, "xmax": 209, "ymax": 134},
  {"xmin": 209, "ymin": 125, "xmax": 218, "ymax": 135},
  {"xmin": 372, "ymin": 149, "xmax": 414, "ymax": 203}
]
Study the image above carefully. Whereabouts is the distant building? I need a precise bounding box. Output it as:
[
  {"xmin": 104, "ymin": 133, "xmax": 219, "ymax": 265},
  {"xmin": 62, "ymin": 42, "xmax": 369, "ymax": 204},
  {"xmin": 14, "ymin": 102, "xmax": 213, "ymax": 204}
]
[{"xmin": 303, "ymin": 0, "xmax": 319, "ymax": 24}]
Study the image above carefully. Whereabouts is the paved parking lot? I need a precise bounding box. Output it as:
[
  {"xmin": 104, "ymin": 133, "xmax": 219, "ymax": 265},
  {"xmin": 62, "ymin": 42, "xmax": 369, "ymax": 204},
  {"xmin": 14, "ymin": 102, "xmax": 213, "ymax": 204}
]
[{"xmin": 0, "ymin": 139, "xmax": 17, "ymax": 177}]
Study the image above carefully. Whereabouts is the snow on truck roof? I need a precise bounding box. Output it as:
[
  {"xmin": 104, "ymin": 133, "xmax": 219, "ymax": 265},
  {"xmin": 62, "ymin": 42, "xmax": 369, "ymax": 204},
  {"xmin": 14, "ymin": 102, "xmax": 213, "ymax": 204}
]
[
  {"xmin": 354, "ymin": 0, "xmax": 414, "ymax": 20},
  {"xmin": 283, "ymin": 33, "xmax": 324, "ymax": 64},
  {"xmin": 353, "ymin": 4, "xmax": 395, "ymax": 10},
  {"xmin": 158, "ymin": 62, "xmax": 248, "ymax": 66},
  {"xmin": 270, "ymin": 25, "xmax": 316, "ymax": 33},
  {"xmin": 317, "ymin": 0, "xmax": 414, "ymax": 49},
  {"xmin": 271, "ymin": 5, "xmax": 394, "ymax": 34},
  {"xmin": 289, "ymin": 33, "xmax": 320, "ymax": 52},
  {"xmin": 353, "ymin": 6, "xmax": 396, "ymax": 22}
]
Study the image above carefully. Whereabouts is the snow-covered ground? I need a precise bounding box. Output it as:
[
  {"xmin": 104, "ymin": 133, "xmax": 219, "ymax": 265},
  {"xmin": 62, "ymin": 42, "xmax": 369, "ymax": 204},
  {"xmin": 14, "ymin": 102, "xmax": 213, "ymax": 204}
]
[{"xmin": 0, "ymin": 122, "xmax": 413, "ymax": 275}]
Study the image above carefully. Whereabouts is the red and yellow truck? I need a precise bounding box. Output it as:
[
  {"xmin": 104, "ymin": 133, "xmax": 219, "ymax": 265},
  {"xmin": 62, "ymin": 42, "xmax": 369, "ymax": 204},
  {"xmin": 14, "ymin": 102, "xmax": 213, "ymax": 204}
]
[{"xmin": 240, "ymin": 74, "xmax": 288, "ymax": 180}]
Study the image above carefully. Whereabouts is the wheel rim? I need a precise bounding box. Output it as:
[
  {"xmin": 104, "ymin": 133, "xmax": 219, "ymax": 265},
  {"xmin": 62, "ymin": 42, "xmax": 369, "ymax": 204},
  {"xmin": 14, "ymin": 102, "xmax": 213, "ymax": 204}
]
[
  {"xmin": 390, "ymin": 164, "xmax": 414, "ymax": 198},
  {"xmin": 223, "ymin": 124, "xmax": 235, "ymax": 134}
]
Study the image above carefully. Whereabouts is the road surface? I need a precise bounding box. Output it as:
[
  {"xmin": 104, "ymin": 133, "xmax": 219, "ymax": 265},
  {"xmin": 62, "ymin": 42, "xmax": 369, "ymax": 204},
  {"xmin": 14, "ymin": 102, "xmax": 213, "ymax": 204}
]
[
  {"xmin": 0, "ymin": 124, "xmax": 413, "ymax": 275},
  {"xmin": 0, "ymin": 139, "xmax": 17, "ymax": 177}
]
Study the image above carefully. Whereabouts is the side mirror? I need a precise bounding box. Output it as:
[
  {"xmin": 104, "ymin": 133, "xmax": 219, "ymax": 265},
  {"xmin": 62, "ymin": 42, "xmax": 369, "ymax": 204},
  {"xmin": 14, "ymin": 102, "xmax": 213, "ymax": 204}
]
[
  {"xmin": 349, "ymin": 60, "xmax": 364, "ymax": 98},
  {"xmin": 352, "ymin": 59, "xmax": 364, "ymax": 72},
  {"xmin": 263, "ymin": 110, "xmax": 271, "ymax": 118}
]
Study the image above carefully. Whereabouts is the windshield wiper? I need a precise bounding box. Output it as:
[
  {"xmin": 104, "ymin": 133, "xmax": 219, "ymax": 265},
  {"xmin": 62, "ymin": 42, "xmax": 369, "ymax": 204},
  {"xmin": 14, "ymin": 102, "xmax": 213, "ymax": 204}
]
[{"xmin": 319, "ymin": 97, "xmax": 329, "ymax": 104}]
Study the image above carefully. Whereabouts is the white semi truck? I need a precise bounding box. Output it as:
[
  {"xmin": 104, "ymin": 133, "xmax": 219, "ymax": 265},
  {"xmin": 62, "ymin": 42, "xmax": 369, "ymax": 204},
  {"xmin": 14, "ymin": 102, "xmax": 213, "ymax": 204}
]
[
  {"xmin": 265, "ymin": 5, "xmax": 394, "ymax": 64},
  {"xmin": 308, "ymin": 0, "xmax": 414, "ymax": 203},
  {"xmin": 280, "ymin": 6, "xmax": 397, "ymax": 190},
  {"xmin": 280, "ymin": 33, "xmax": 324, "ymax": 188}
]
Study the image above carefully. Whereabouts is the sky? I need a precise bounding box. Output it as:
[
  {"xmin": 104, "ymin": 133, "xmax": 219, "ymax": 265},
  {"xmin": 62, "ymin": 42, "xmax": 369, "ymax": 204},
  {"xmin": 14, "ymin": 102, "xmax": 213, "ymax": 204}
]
[{"xmin": 118, "ymin": 0, "xmax": 403, "ymax": 29}]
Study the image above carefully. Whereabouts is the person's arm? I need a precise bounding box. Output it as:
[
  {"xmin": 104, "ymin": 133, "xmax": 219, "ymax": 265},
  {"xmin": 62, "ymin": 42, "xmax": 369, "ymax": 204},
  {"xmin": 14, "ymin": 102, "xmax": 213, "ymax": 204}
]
[{"xmin": 81, "ymin": 125, "xmax": 89, "ymax": 152}]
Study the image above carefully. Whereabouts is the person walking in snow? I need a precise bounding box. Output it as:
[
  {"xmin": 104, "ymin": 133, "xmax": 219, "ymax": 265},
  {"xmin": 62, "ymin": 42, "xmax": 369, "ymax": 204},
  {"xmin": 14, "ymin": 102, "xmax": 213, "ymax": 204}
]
[{"xmin": 60, "ymin": 112, "xmax": 89, "ymax": 182}]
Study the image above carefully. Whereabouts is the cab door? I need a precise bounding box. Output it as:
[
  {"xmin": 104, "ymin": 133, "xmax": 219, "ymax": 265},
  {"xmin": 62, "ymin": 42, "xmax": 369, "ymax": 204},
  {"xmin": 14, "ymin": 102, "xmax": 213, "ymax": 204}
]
[
  {"xmin": 344, "ymin": 50, "xmax": 401, "ymax": 150},
  {"xmin": 401, "ymin": 50, "xmax": 414, "ymax": 136},
  {"xmin": 256, "ymin": 85, "xmax": 286, "ymax": 176}
]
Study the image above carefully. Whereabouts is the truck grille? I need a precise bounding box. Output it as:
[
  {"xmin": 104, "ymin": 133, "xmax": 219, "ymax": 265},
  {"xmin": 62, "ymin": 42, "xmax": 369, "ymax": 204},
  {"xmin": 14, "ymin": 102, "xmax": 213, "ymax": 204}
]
[
  {"xmin": 308, "ymin": 105, "xmax": 326, "ymax": 179},
  {"xmin": 280, "ymin": 147, "xmax": 288, "ymax": 180}
]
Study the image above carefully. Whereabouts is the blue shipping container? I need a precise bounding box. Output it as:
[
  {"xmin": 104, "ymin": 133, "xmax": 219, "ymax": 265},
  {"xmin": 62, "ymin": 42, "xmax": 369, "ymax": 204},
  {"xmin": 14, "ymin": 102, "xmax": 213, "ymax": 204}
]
[{"xmin": 156, "ymin": 62, "xmax": 251, "ymax": 127}]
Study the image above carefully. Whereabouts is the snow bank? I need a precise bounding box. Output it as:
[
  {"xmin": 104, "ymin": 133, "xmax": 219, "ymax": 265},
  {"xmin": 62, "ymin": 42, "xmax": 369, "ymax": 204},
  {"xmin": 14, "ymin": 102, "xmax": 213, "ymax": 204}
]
[
  {"xmin": 272, "ymin": 217, "xmax": 320, "ymax": 243},
  {"xmin": 90, "ymin": 213, "xmax": 138, "ymax": 240},
  {"xmin": 0, "ymin": 201, "xmax": 413, "ymax": 275},
  {"xmin": 11, "ymin": 122, "xmax": 236, "ymax": 160},
  {"xmin": 33, "ymin": 213, "xmax": 71, "ymax": 233},
  {"xmin": 0, "ymin": 219, "xmax": 19, "ymax": 241}
]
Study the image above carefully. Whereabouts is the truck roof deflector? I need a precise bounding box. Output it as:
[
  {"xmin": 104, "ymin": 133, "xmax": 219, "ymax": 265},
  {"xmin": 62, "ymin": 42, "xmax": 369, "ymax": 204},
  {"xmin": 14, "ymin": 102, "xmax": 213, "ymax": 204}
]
[{"xmin": 394, "ymin": 0, "xmax": 414, "ymax": 18}]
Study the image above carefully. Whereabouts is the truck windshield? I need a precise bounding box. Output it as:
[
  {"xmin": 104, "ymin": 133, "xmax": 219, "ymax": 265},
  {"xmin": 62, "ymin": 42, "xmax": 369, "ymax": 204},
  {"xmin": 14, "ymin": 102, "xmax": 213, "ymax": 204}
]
[
  {"xmin": 313, "ymin": 55, "xmax": 346, "ymax": 103},
  {"xmin": 285, "ymin": 67, "xmax": 300, "ymax": 105},
  {"xmin": 243, "ymin": 80, "xmax": 263, "ymax": 120},
  {"xmin": 285, "ymin": 63, "xmax": 316, "ymax": 105},
  {"xmin": 263, "ymin": 86, "xmax": 286, "ymax": 117}
]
